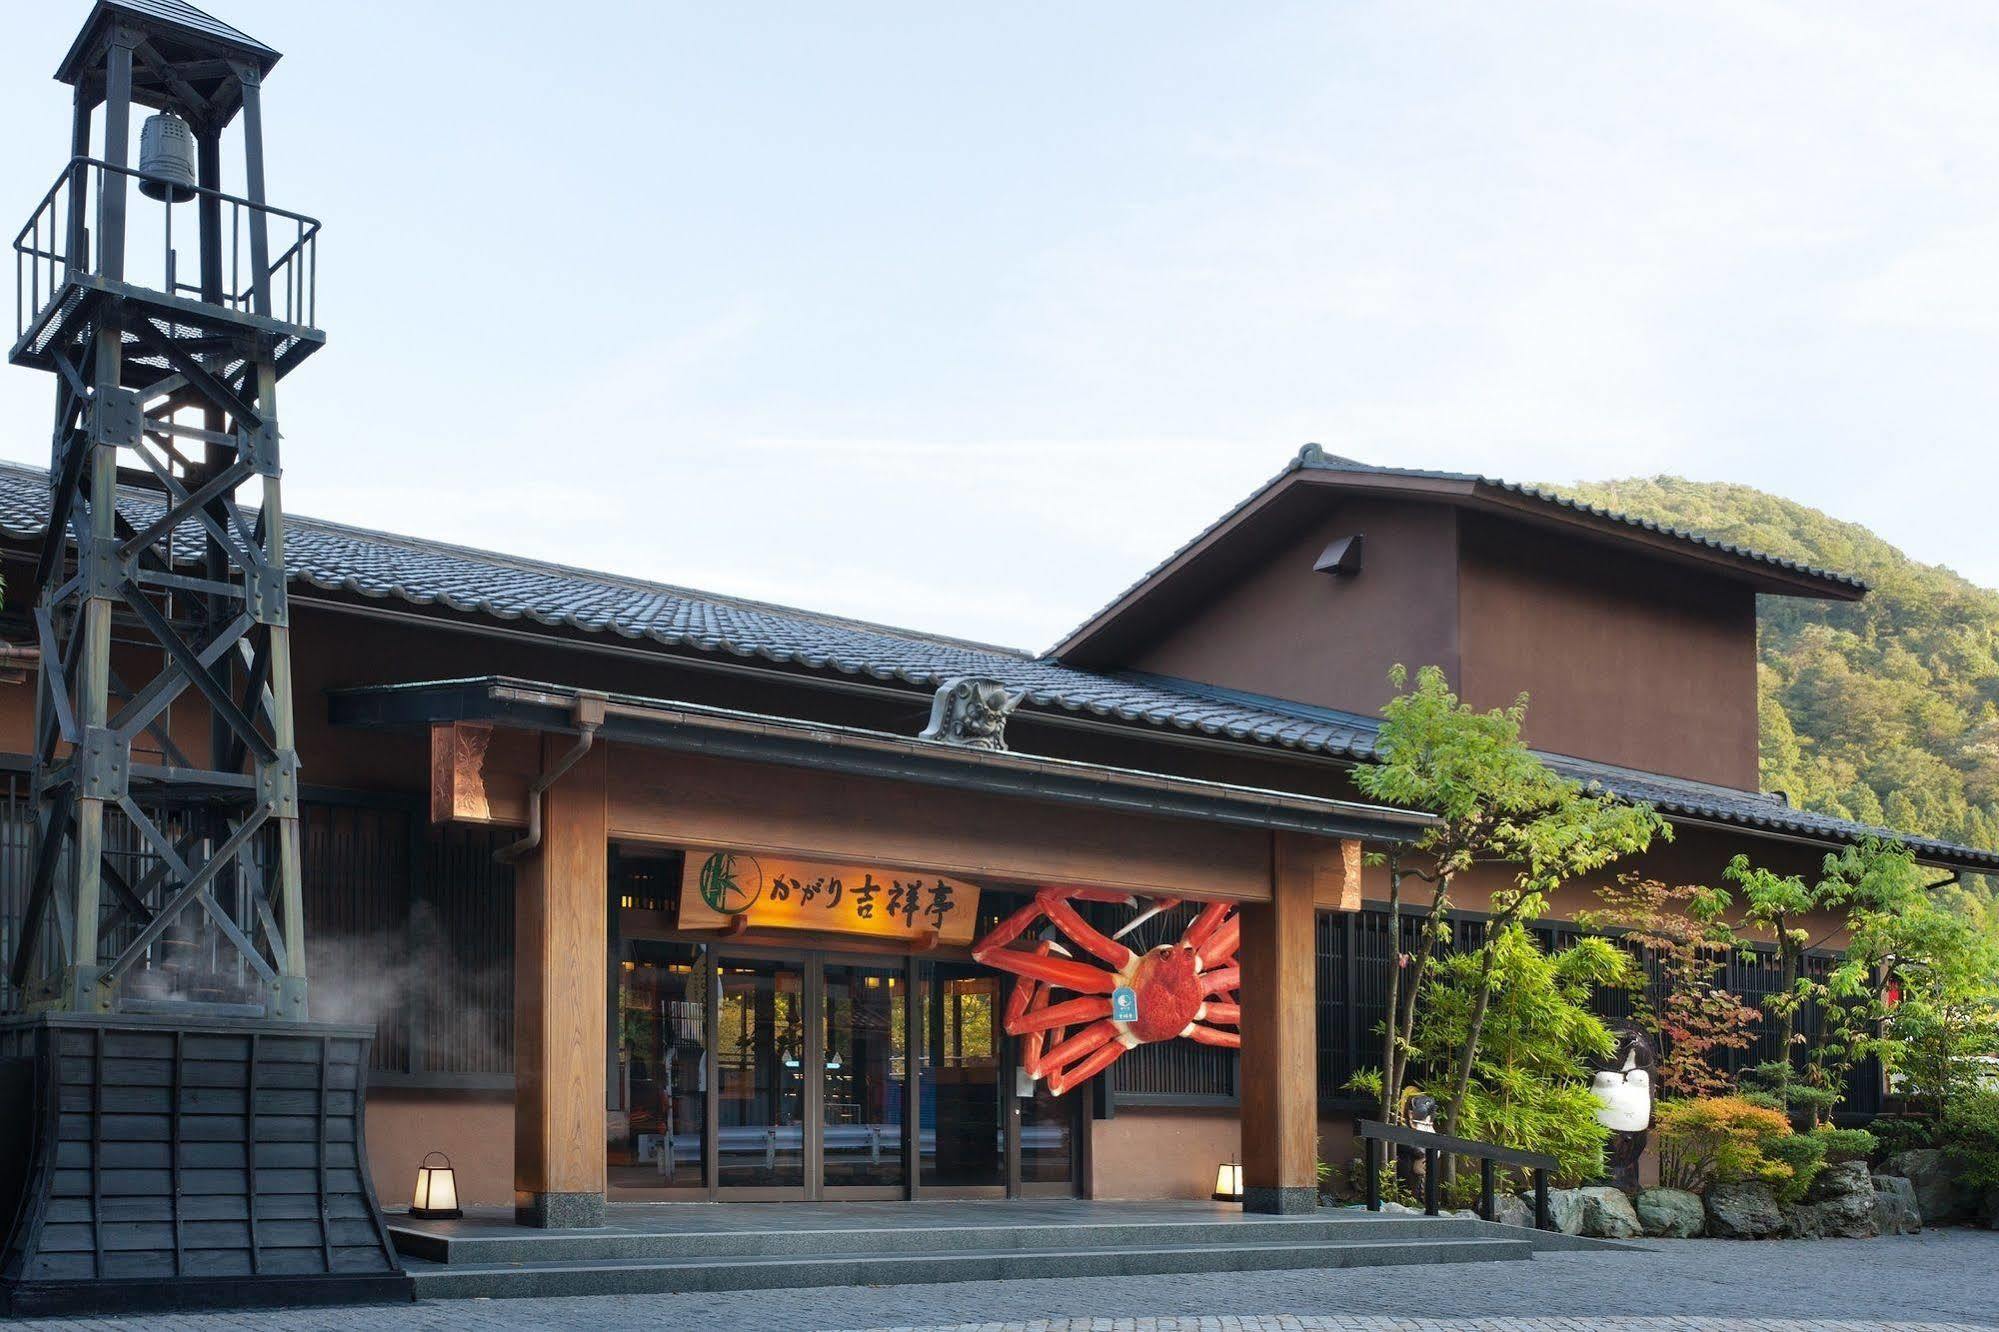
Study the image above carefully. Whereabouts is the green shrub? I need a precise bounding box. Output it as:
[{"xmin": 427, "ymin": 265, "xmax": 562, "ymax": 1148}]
[
  {"xmin": 1737, "ymin": 1060, "xmax": 1839, "ymax": 1127},
  {"xmin": 1764, "ymin": 1133, "xmax": 1826, "ymax": 1203},
  {"xmin": 1808, "ymin": 1126, "xmax": 1878, "ymax": 1164},
  {"xmin": 1941, "ymin": 1089, "xmax": 1999, "ymax": 1191},
  {"xmin": 1869, "ymin": 1116, "xmax": 1938, "ymax": 1158},
  {"xmin": 1656, "ymin": 1095, "xmax": 1795, "ymax": 1194}
]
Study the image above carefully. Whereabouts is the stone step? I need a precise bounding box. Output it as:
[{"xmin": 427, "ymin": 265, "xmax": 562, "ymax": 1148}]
[
  {"xmin": 402, "ymin": 1235, "xmax": 1538, "ymax": 1300},
  {"xmin": 390, "ymin": 1212, "xmax": 1496, "ymax": 1266}
]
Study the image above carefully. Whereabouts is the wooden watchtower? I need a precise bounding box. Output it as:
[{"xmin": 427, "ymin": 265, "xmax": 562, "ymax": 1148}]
[{"xmin": 0, "ymin": 2, "xmax": 406, "ymax": 1312}]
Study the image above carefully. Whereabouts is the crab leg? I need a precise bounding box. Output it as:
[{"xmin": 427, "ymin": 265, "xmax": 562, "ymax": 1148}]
[
  {"xmin": 1200, "ymin": 966, "xmax": 1239, "ymax": 995},
  {"xmin": 1187, "ymin": 1024, "xmax": 1241, "ymax": 1049},
  {"xmin": 1008, "ymin": 995, "xmax": 1112, "ymax": 1034},
  {"xmin": 1012, "ymin": 945, "xmax": 1067, "ymax": 1075},
  {"xmin": 979, "ymin": 945, "xmax": 1117, "ymax": 994},
  {"xmin": 975, "ymin": 897, "xmax": 1054, "ymax": 960},
  {"xmin": 1195, "ymin": 914, "xmax": 1240, "ymax": 970},
  {"xmin": 1037, "ymin": 890, "xmax": 1134, "ymax": 970},
  {"xmin": 1183, "ymin": 899, "xmax": 1232, "ymax": 949},
  {"xmin": 1028, "ymin": 1018, "xmax": 1119, "ymax": 1079},
  {"xmin": 1048, "ymin": 1039, "xmax": 1127, "ymax": 1096},
  {"xmin": 1201, "ymin": 1001, "xmax": 1240, "ymax": 1025}
]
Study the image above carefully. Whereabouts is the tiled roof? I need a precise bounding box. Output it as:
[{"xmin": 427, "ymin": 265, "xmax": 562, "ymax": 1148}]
[
  {"xmin": 0, "ymin": 460, "xmax": 1982, "ymax": 870},
  {"xmin": 1120, "ymin": 676, "xmax": 1999, "ymax": 872},
  {"xmin": 106, "ymin": 0, "xmax": 278, "ymax": 56},
  {"xmin": 1051, "ymin": 447, "xmax": 1867, "ymax": 652},
  {"xmin": 1297, "ymin": 448, "xmax": 1869, "ymax": 592}
]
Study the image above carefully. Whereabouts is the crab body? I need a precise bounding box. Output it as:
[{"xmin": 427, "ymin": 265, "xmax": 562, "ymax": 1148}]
[{"xmin": 970, "ymin": 887, "xmax": 1242, "ymax": 1096}]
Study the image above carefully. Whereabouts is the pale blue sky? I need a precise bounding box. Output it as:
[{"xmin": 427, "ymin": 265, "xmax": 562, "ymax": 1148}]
[{"xmin": 4, "ymin": 2, "xmax": 1996, "ymax": 650}]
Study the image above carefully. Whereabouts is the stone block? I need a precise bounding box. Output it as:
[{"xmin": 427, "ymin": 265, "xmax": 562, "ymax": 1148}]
[
  {"xmin": 1635, "ymin": 1187, "xmax": 1705, "ymax": 1238},
  {"xmin": 1706, "ymin": 1181, "xmax": 1785, "ymax": 1239}
]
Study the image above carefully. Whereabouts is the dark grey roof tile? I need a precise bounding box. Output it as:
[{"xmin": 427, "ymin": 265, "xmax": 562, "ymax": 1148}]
[{"xmin": 0, "ymin": 461, "xmax": 1977, "ymax": 868}]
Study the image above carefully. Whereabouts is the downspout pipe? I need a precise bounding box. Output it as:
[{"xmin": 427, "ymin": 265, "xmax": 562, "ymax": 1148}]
[{"xmin": 495, "ymin": 694, "xmax": 607, "ymax": 865}]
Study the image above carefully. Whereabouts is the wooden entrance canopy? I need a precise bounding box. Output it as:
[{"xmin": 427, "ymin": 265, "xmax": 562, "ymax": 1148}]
[{"xmin": 331, "ymin": 676, "xmax": 1437, "ymax": 1221}]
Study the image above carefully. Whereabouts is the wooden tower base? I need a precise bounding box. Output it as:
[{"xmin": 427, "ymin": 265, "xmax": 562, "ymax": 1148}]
[{"xmin": 0, "ymin": 1013, "xmax": 411, "ymax": 1315}]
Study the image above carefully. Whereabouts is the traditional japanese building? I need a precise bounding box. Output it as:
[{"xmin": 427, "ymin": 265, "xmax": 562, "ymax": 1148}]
[{"xmin": 0, "ymin": 444, "xmax": 1986, "ymax": 1226}]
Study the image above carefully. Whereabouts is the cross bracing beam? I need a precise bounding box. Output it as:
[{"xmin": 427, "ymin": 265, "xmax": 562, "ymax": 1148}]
[{"xmin": 14, "ymin": 294, "xmax": 307, "ymax": 1020}]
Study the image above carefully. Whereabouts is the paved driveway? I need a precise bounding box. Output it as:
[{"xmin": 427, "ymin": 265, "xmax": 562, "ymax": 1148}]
[{"xmin": 10, "ymin": 1230, "xmax": 1997, "ymax": 1331}]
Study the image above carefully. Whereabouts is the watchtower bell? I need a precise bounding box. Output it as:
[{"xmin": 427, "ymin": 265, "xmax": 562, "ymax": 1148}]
[{"xmin": 8, "ymin": 0, "xmax": 324, "ymax": 1021}]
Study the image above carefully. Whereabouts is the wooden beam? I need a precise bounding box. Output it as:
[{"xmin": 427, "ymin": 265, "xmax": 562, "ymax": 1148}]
[
  {"xmin": 1238, "ymin": 831, "xmax": 1320, "ymax": 1213},
  {"xmin": 431, "ymin": 728, "xmax": 1284, "ymax": 901},
  {"xmin": 607, "ymin": 744, "xmax": 1278, "ymax": 902},
  {"xmin": 1294, "ymin": 835, "xmax": 1364, "ymax": 912},
  {"xmin": 511, "ymin": 735, "xmax": 607, "ymax": 1227}
]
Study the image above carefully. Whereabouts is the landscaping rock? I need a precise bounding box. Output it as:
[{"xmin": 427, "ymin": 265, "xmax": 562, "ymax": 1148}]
[
  {"xmin": 1577, "ymin": 1185, "xmax": 1644, "ymax": 1239},
  {"xmin": 1490, "ymin": 1193, "xmax": 1536, "ymax": 1230},
  {"xmin": 1706, "ymin": 1181, "xmax": 1785, "ymax": 1239},
  {"xmin": 1871, "ymin": 1175, "xmax": 1922, "ymax": 1236},
  {"xmin": 1811, "ymin": 1159, "xmax": 1874, "ymax": 1203},
  {"xmin": 1882, "ymin": 1148, "xmax": 1973, "ymax": 1224},
  {"xmin": 1635, "ymin": 1187, "xmax": 1705, "ymax": 1238},
  {"xmin": 1788, "ymin": 1189, "xmax": 1877, "ymax": 1239},
  {"xmin": 1527, "ymin": 1187, "xmax": 1588, "ymax": 1235}
]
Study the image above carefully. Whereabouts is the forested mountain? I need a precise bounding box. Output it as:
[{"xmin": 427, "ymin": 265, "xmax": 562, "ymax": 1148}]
[{"xmin": 1552, "ymin": 477, "xmax": 1999, "ymax": 928}]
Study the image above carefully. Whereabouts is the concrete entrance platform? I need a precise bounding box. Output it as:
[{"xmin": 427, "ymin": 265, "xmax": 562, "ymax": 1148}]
[{"xmin": 388, "ymin": 1199, "xmax": 1608, "ymax": 1300}]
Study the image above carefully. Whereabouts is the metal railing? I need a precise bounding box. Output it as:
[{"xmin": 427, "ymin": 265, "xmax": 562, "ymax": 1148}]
[
  {"xmin": 14, "ymin": 155, "xmax": 320, "ymax": 341},
  {"xmin": 1359, "ymin": 1117, "xmax": 1559, "ymax": 1227}
]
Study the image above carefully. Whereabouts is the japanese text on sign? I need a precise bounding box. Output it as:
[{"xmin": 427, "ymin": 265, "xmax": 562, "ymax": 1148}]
[{"xmin": 677, "ymin": 850, "xmax": 982, "ymax": 944}]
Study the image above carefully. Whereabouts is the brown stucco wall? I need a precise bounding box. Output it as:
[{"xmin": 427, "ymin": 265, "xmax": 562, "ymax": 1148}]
[
  {"xmin": 1126, "ymin": 499, "xmax": 1461, "ymax": 720},
  {"xmin": 366, "ymin": 1087, "xmax": 515, "ymax": 1208},
  {"xmin": 1456, "ymin": 513, "xmax": 1761, "ymax": 788},
  {"xmin": 1088, "ymin": 1107, "xmax": 1241, "ymax": 1200}
]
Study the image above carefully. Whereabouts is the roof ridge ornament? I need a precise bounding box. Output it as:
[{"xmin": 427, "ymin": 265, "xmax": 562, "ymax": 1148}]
[{"xmin": 919, "ymin": 676, "xmax": 1024, "ymax": 752}]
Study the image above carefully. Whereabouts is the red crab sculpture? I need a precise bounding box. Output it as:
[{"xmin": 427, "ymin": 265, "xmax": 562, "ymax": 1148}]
[{"xmin": 970, "ymin": 887, "xmax": 1241, "ymax": 1096}]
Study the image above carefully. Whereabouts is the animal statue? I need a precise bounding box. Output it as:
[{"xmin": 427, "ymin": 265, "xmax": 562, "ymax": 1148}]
[{"xmin": 919, "ymin": 676, "xmax": 1024, "ymax": 751}]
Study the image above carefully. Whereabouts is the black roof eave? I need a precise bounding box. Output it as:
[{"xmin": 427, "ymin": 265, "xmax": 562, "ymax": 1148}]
[{"xmin": 329, "ymin": 676, "xmax": 1440, "ymax": 849}]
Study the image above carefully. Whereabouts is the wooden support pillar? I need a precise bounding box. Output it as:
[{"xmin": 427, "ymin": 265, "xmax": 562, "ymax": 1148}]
[
  {"xmin": 1238, "ymin": 831, "xmax": 1322, "ymax": 1214},
  {"xmin": 512, "ymin": 736, "xmax": 608, "ymax": 1227}
]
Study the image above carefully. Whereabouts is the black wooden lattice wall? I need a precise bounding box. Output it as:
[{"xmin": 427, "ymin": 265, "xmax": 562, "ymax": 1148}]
[{"xmin": 0, "ymin": 770, "xmax": 515, "ymax": 1089}]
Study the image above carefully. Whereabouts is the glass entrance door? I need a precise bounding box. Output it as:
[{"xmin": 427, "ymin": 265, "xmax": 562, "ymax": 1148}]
[
  {"xmin": 917, "ymin": 961, "xmax": 1007, "ymax": 1194},
  {"xmin": 614, "ymin": 939, "xmax": 1081, "ymax": 1201},
  {"xmin": 820, "ymin": 962, "xmax": 907, "ymax": 1196},
  {"xmin": 713, "ymin": 954, "xmax": 809, "ymax": 1197}
]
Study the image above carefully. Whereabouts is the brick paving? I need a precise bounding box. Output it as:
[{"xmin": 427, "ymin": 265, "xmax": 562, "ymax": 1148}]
[{"xmin": 6, "ymin": 1231, "xmax": 1996, "ymax": 1332}]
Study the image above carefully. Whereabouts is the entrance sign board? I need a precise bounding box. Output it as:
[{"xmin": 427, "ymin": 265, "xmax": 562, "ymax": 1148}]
[{"xmin": 678, "ymin": 850, "xmax": 982, "ymax": 945}]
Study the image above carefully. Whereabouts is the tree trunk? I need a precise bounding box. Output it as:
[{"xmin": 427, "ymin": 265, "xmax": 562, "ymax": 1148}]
[
  {"xmin": 1778, "ymin": 930, "xmax": 1798, "ymax": 1083},
  {"xmin": 1379, "ymin": 857, "xmax": 1404, "ymax": 1120},
  {"xmin": 1393, "ymin": 874, "xmax": 1452, "ymax": 1101},
  {"xmin": 1441, "ymin": 937, "xmax": 1502, "ymax": 1138}
]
